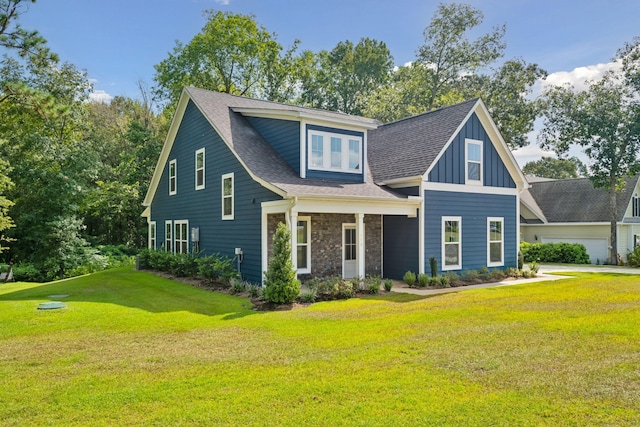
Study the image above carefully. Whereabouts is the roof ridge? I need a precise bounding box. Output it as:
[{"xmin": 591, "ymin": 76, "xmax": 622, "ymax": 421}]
[{"xmin": 378, "ymin": 98, "xmax": 479, "ymax": 128}]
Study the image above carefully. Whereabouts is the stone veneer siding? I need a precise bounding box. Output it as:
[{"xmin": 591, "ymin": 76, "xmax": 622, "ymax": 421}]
[{"xmin": 266, "ymin": 212, "xmax": 382, "ymax": 279}]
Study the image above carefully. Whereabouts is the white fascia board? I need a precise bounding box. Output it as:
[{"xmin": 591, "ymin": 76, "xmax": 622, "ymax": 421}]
[
  {"xmin": 231, "ymin": 108, "xmax": 379, "ymax": 131},
  {"xmin": 291, "ymin": 197, "xmax": 420, "ymax": 216},
  {"xmin": 423, "ymin": 181, "xmax": 519, "ymax": 196},
  {"xmin": 521, "ymin": 222, "xmax": 613, "ymax": 227},
  {"xmin": 376, "ymin": 176, "xmax": 423, "ymax": 188}
]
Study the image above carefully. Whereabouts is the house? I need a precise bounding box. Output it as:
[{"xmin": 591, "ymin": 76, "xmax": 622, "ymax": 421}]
[
  {"xmin": 520, "ymin": 176, "xmax": 640, "ymax": 264},
  {"xmin": 143, "ymin": 87, "xmax": 528, "ymax": 283}
]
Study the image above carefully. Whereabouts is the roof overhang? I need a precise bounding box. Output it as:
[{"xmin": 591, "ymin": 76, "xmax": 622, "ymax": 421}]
[
  {"xmin": 231, "ymin": 107, "xmax": 380, "ymax": 131},
  {"xmin": 263, "ymin": 195, "xmax": 421, "ymax": 217}
]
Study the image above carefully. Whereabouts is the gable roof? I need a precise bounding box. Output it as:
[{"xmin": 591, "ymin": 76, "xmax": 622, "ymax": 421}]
[
  {"xmin": 368, "ymin": 99, "xmax": 479, "ymax": 183},
  {"xmin": 524, "ymin": 176, "xmax": 640, "ymax": 223},
  {"xmin": 143, "ymin": 88, "xmax": 409, "ymax": 207},
  {"xmin": 367, "ymin": 98, "xmax": 527, "ymax": 189}
]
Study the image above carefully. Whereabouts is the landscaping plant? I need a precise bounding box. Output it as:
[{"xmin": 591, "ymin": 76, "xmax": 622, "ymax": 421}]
[{"xmin": 263, "ymin": 222, "xmax": 300, "ymax": 304}]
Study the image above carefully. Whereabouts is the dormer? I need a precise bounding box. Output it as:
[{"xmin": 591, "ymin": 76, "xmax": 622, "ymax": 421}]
[{"xmin": 231, "ymin": 106, "xmax": 378, "ymax": 183}]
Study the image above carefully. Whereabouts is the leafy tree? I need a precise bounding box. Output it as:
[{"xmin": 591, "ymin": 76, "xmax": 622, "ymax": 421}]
[
  {"xmin": 298, "ymin": 38, "xmax": 393, "ymax": 115},
  {"xmin": 153, "ymin": 10, "xmax": 298, "ymax": 109},
  {"xmin": 0, "ymin": 0, "xmax": 54, "ymax": 61},
  {"xmin": 539, "ymin": 72, "xmax": 640, "ymax": 264},
  {"xmin": 523, "ymin": 156, "xmax": 586, "ymax": 179},
  {"xmin": 263, "ymin": 222, "xmax": 300, "ymax": 304},
  {"xmin": 0, "ymin": 151, "xmax": 13, "ymax": 252},
  {"xmin": 416, "ymin": 2, "xmax": 506, "ymax": 111}
]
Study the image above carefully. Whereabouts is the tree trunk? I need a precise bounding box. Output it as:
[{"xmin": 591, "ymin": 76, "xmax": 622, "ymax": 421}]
[{"xmin": 609, "ymin": 179, "xmax": 618, "ymax": 265}]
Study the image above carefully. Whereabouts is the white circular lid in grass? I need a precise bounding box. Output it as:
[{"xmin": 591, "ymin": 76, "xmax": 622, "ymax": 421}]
[{"xmin": 38, "ymin": 301, "xmax": 67, "ymax": 310}]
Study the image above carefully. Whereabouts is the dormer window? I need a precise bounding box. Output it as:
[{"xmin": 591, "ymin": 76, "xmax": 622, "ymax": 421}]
[{"xmin": 308, "ymin": 130, "xmax": 362, "ymax": 174}]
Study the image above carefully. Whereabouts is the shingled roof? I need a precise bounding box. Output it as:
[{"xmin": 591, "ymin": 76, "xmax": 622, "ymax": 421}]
[
  {"xmin": 183, "ymin": 87, "xmax": 406, "ymax": 201},
  {"xmin": 525, "ymin": 176, "xmax": 640, "ymax": 223},
  {"xmin": 367, "ymin": 99, "xmax": 479, "ymax": 183}
]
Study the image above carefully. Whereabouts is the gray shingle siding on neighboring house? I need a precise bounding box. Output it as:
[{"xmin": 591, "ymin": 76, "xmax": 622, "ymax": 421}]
[{"xmin": 151, "ymin": 100, "xmax": 282, "ymax": 283}]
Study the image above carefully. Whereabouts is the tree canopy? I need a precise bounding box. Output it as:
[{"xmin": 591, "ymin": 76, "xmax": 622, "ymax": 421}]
[{"xmin": 522, "ymin": 156, "xmax": 585, "ymax": 180}]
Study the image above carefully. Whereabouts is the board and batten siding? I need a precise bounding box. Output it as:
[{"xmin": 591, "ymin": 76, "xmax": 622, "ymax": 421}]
[
  {"xmin": 245, "ymin": 116, "xmax": 301, "ymax": 174},
  {"xmin": 151, "ymin": 100, "xmax": 282, "ymax": 283},
  {"xmin": 424, "ymin": 190, "xmax": 518, "ymax": 273},
  {"xmin": 428, "ymin": 113, "xmax": 516, "ymax": 189}
]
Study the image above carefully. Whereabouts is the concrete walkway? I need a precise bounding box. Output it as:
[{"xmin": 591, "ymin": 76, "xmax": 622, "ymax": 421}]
[{"xmin": 390, "ymin": 263, "xmax": 640, "ymax": 296}]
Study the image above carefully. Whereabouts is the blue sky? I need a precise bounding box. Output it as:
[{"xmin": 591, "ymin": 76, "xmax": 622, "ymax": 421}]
[{"xmin": 18, "ymin": 0, "xmax": 640, "ymax": 162}]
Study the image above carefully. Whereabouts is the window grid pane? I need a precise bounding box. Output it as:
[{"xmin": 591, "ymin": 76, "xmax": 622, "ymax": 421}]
[
  {"xmin": 348, "ymin": 139, "xmax": 360, "ymax": 170},
  {"xmin": 311, "ymin": 135, "xmax": 323, "ymax": 167},
  {"xmin": 330, "ymin": 137, "xmax": 342, "ymax": 168}
]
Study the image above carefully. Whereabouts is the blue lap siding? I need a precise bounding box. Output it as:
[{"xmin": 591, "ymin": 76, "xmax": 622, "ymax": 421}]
[
  {"xmin": 151, "ymin": 101, "xmax": 281, "ymax": 283},
  {"xmin": 382, "ymin": 187, "xmax": 420, "ymax": 279},
  {"xmin": 424, "ymin": 190, "xmax": 517, "ymax": 274},
  {"xmin": 245, "ymin": 116, "xmax": 300, "ymax": 174}
]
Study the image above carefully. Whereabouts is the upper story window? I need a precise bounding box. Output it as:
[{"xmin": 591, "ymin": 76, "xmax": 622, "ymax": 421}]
[
  {"xmin": 169, "ymin": 159, "xmax": 177, "ymax": 195},
  {"xmin": 195, "ymin": 148, "xmax": 205, "ymax": 190},
  {"xmin": 308, "ymin": 130, "xmax": 362, "ymax": 174},
  {"xmin": 465, "ymin": 139, "xmax": 483, "ymax": 185},
  {"xmin": 633, "ymin": 194, "xmax": 640, "ymax": 217},
  {"xmin": 222, "ymin": 172, "xmax": 234, "ymax": 220}
]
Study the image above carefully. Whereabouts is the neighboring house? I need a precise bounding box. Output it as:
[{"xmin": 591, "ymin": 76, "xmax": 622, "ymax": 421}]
[
  {"xmin": 143, "ymin": 87, "xmax": 527, "ymax": 283},
  {"xmin": 520, "ymin": 176, "xmax": 640, "ymax": 264}
]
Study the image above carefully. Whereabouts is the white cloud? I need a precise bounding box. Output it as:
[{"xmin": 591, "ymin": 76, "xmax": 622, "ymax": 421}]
[
  {"xmin": 214, "ymin": 0, "xmax": 230, "ymax": 5},
  {"xmin": 88, "ymin": 89, "xmax": 113, "ymax": 104},
  {"xmin": 512, "ymin": 142, "xmax": 556, "ymax": 168},
  {"xmin": 538, "ymin": 61, "xmax": 622, "ymax": 94}
]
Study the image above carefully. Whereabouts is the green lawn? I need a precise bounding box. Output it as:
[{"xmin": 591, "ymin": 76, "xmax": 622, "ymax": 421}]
[{"xmin": 1, "ymin": 268, "xmax": 639, "ymax": 426}]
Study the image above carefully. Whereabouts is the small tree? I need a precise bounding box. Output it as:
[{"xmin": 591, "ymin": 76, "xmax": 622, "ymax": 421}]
[{"xmin": 263, "ymin": 222, "xmax": 300, "ymax": 304}]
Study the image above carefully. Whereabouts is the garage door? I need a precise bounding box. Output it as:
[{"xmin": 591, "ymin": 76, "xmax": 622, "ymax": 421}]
[{"xmin": 541, "ymin": 237, "xmax": 608, "ymax": 264}]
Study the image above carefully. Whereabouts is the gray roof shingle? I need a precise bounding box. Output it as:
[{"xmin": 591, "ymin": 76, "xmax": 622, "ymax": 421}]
[
  {"xmin": 367, "ymin": 98, "xmax": 479, "ymax": 182},
  {"xmin": 186, "ymin": 87, "xmax": 406, "ymax": 200},
  {"xmin": 525, "ymin": 176, "xmax": 639, "ymax": 222}
]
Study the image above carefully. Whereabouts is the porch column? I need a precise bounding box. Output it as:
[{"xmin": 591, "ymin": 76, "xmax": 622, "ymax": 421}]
[
  {"xmin": 290, "ymin": 210, "xmax": 298, "ymax": 277},
  {"xmin": 356, "ymin": 212, "xmax": 365, "ymax": 278}
]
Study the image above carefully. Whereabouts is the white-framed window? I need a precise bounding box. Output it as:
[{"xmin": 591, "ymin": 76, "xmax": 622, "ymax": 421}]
[
  {"xmin": 297, "ymin": 216, "xmax": 311, "ymax": 274},
  {"xmin": 633, "ymin": 194, "xmax": 640, "ymax": 217},
  {"xmin": 465, "ymin": 139, "xmax": 483, "ymax": 185},
  {"xmin": 487, "ymin": 217, "xmax": 504, "ymax": 267},
  {"xmin": 307, "ymin": 130, "xmax": 362, "ymax": 174},
  {"xmin": 442, "ymin": 216, "xmax": 462, "ymax": 270},
  {"xmin": 174, "ymin": 220, "xmax": 189, "ymax": 254},
  {"xmin": 169, "ymin": 159, "xmax": 177, "ymax": 195},
  {"xmin": 148, "ymin": 221, "xmax": 156, "ymax": 249},
  {"xmin": 195, "ymin": 148, "xmax": 205, "ymax": 190},
  {"xmin": 165, "ymin": 220, "xmax": 172, "ymax": 252},
  {"xmin": 222, "ymin": 172, "xmax": 234, "ymax": 220}
]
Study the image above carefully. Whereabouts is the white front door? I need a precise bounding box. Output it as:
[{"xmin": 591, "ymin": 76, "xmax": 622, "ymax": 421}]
[{"xmin": 343, "ymin": 224, "xmax": 358, "ymax": 278}]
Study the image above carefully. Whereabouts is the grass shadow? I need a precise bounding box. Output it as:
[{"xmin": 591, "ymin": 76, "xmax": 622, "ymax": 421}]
[{"xmin": 0, "ymin": 267, "xmax": 257, "ymax": 319}]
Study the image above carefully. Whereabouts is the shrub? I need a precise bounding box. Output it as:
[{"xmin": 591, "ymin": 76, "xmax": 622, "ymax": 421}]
[
  {"xmin": 529, "ymin": 261, "xmax": 540, "ymax": 275},
  {"xmin": 417, "ymin": 273, "xmax": 429, "ymax": 288},
  {"xmin": 520, "ymin": 241, "xmax": 590, "ymax": 264},
  {"xmin": 196, "ymin": 254, "xmax": 238, "ymax": 282},
  {"xmin": 518, "ymin": 251, "xmax": 524, "ymax": 270},
  {"xmin": 263, "ymin": 222, "xmax": 300, "ymax": 304},
  {"xmin": 12, "ymin": 263, "xmax": 43, "ymax": 282},
  {"xmin": 489, "ymin": 269, "xmax": 506, "ymax": 281},
  {"xmin": 383, "ymin": 278, "xmax": 393, "ymax": 292},
  {"xmin": 436, "ymin": 275, "xmax": 450, "ymax": 288},
  {"xmin": 626, "ymin": 246, "xmax": 640, "ymax": 267},
  {"xmin": 368, "ymin": 282, "xmax": 380, "ymax": 294},
  {"xmin": 461, "ymin": 269, "xmax": 479, "ymax": 281},
  {"xmin": 231, "ymin": 280, "xmax": 247, "ymax": 294},
  {"xmin": 429, "ymin": 257, "xmax": 438, "ymax": 277},
  {"xmin": 170, "ymin": 253, "xmax": 198, "ymax": 277},
  {"xmin": 247, "ymin": 284, "xmax": 261, "ymax": 298},
  {"xmin": 298, "ymin": 290, "xmax": 317, "ymax": 303},
  {"xmin": 403, "ymin": 271, "xmax": 416, "ymax": 287},
  {"xmin": 148, "ymin": 250, "xmax": 173, "ymax": 271},
  {"xmin": 333, "ymin": 279, "xmax": 354, "ymax": 299}
]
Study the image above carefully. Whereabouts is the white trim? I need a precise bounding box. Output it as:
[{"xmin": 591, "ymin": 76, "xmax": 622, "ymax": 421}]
[
  {"xmin": 342, "ymin": 222, "xmax": 364, "ymax": 278},
  {"xmin": 418, "ymin": 181, "xmax": 425, "ymax": 275},
  {"xmin": 487, "ymin": 217, "xmax": 504, "ymax": 267},
  {"xmin": 307, "ymin": 129, "xmax": 363, "ymax": 175},
  {"xmin": 522, "ymin": 222, "xmax": 615, "ymax": 227},
  {"xmin": 300, "ymin": 119, "xmax": 307, "ymax": 178},
  {"xmin": 296, "ymin": 215, "xmax": 311, "ymax": 274},
  {"xmin": 168, "ymin": 159, "xmax": 177, "ymax": 195},
  {"xmin": 356, "ymin": 213, "xmax": 365, "ymax": 278},
  {"xmin": 195, "ymin": 148, "xmax": 205, "ymax": 190},
  {"xmin": 174, "ymin": 219, "xmax": 189, "ymax": 254},
  {"xmin": 442, "ymin": 216, "xmax": 462, "ymax": 271},
  {"xmin": 148, "ymin": 221, "xmax": 156, "ymax": 250},
  {"xmin": 165, "ymin": 220, "xmax": 173, "ymax": 252},
  {"xmin": 465, "ymin": 138, "xmax": 483, "ymax": 186},
  {"xmin": 286, "ymin": 197, "xmax": 420, "ymax": 216},
  {"xmin": 231, "ymin": 107, "xmax": 379, "ymax": 130},
  {"xmin": 222, "ymin": 172, "xmax": 234, "ymax": 220},
  {"xmin": 380, "ymin": 214, "xmax": 384, "ymax": 277},
  {"xmin": 423, "ymin": 181, "xmax": 519, "ymax": 196},
  {"xmin": 261, "ymin": 211, "xmax": 268, "ymax": 284}
]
